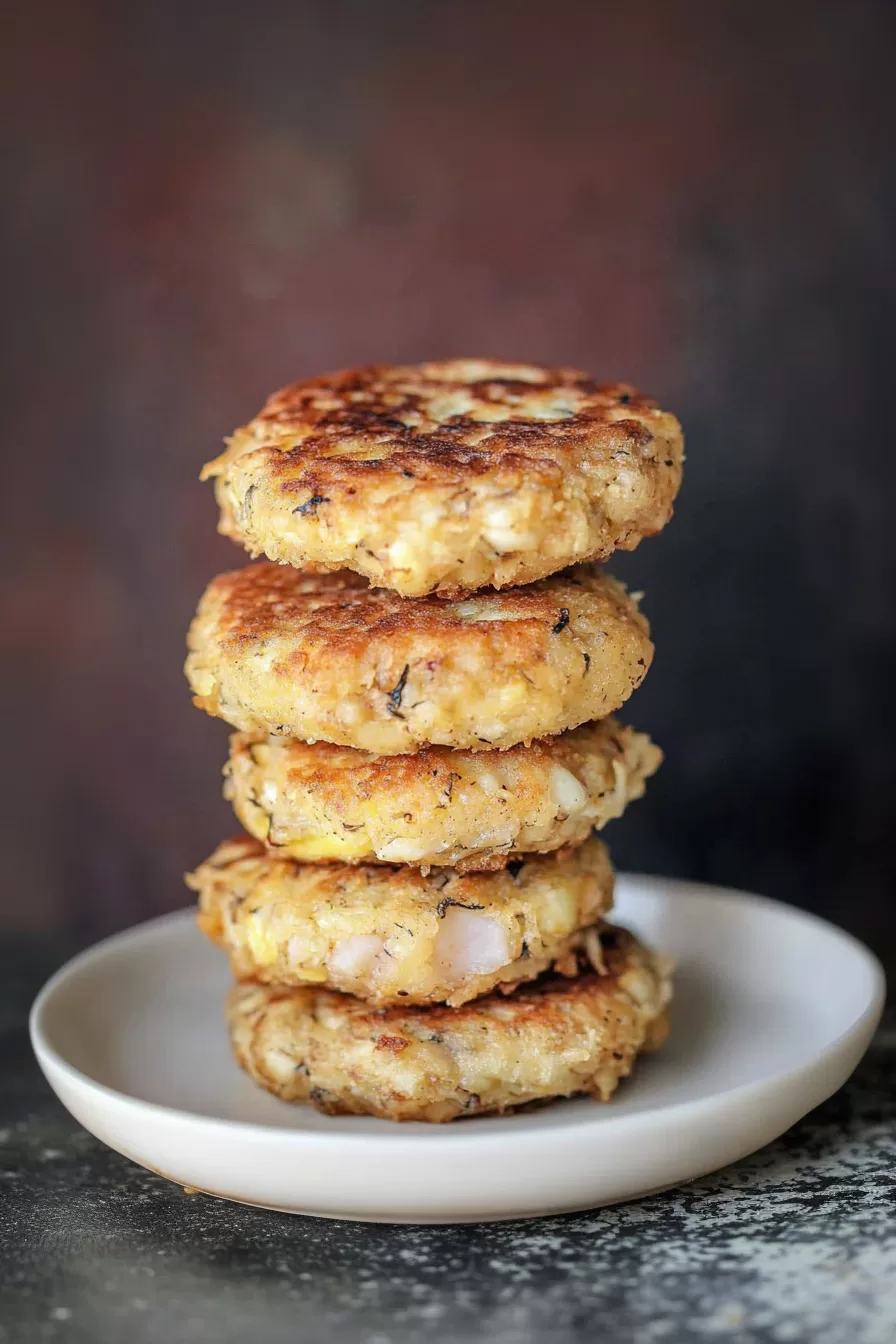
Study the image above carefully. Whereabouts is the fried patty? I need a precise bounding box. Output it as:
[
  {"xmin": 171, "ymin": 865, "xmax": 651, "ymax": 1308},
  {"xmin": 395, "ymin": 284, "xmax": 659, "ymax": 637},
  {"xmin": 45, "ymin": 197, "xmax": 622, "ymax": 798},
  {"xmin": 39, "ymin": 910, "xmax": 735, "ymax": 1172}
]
[
  {"xmin": 228, "ymin": 924, "xmax": 672, "ymax": 1121},
  {"xmin": 189, "ymin": 833, "xmax": 614, "ymax": 1007},
  {"xmin": 186, "ymin": 563, "xmax": 653, "ymax": 754},
  {"xmin": 225, "ymin": 719, "xmax": 660, "ymax": 871},
  {"xmin": 201, "ymin": 360, "xmax": 683, "ymax": 597}
]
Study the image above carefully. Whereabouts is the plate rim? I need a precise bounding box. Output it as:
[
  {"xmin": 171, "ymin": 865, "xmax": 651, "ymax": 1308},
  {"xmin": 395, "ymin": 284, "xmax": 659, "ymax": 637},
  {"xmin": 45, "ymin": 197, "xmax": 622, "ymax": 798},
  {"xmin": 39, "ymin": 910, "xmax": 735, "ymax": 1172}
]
[{"xmin": 30, "ymin": 874, "xmax": 887, "ymax": 1148}]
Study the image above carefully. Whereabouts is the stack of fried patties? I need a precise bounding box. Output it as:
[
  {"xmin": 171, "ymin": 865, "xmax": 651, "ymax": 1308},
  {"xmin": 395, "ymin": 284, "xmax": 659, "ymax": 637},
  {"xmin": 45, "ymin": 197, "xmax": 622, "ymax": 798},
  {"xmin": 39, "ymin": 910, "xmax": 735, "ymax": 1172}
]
[{"xmin": 185, "ymin": 360, "xmax": 683, "ymax": 1123}]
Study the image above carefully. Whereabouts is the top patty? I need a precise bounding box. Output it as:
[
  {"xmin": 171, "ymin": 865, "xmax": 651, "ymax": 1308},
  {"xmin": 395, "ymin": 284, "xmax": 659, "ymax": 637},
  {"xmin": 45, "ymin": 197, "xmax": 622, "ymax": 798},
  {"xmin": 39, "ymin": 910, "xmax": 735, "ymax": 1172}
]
[
  {"xmin": 201, "ymin": 359, "xmax": 684, "ymax": 596},
  {"xmin": 185, "ymin": 563, "xmax": 653, "ymax": 754}
]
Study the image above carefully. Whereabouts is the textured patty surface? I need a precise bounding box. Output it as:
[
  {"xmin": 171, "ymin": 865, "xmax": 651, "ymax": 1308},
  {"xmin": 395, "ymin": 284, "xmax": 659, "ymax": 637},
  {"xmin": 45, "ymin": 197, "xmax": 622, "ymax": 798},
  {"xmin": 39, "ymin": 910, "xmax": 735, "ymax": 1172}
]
[
  {"xmin": 186, "ymin": 563, "xmax": 653, "ymax": 754},
  {"xmin": 189, "ymin": 834, "xmax": 614, "ymax": 1007},
  {"xmin": 201, "ymin": 360, "xmax": 683, "ymax": 596},
  {"xmin": 225, "ymin": 719, "xmax": 660, "ymax": 871},
  {"xmin": 228, "ymin": 924, "xmax": 673, "ymax": 1121}
]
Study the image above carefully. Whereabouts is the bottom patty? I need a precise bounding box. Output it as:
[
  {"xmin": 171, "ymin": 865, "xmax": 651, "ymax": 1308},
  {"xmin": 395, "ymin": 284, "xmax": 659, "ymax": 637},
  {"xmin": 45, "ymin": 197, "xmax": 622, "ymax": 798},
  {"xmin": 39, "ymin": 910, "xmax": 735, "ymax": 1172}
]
[{"xmin": 228, "ymin": 924, "xmax": 673, "ymax": 1122}]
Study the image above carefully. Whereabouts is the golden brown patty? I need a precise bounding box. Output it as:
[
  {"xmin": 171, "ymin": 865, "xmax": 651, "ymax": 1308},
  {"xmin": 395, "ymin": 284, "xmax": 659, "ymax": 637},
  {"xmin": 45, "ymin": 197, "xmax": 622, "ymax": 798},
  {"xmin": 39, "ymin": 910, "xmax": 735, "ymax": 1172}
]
[
  {"xmin": 201, "ymin": 360, "xmax": 683, "ymax": 596},
  {"xmin": 185, "ymin": 563, "xmax": 653, "ymax": 754},
  {"xmin": 225, "ymin": 719, "xmax": 660, "ymax": 871},
  {"xmin": 189, "ymin": 834, "xmax": 614, "ymax": 1007},
  {"xmin": 228, "ymin": 924, "xmax": 673, "ymax": 1121}
]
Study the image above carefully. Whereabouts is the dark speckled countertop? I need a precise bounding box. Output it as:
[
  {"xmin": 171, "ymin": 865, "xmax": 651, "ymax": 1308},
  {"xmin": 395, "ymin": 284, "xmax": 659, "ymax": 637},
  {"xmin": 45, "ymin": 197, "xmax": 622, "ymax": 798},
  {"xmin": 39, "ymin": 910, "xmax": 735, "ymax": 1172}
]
[{"xmin": 1, "ymin": 941, "xmax": 894, "ymax": 1344}]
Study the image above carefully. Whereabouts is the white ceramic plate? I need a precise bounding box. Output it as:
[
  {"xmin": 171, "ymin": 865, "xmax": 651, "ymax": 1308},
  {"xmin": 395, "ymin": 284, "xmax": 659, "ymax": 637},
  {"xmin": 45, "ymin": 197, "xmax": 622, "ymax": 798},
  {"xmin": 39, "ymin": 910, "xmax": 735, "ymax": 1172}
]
[{"xmin": 31, "ymin": 876, "xmax": 885, "ymax": 1224}]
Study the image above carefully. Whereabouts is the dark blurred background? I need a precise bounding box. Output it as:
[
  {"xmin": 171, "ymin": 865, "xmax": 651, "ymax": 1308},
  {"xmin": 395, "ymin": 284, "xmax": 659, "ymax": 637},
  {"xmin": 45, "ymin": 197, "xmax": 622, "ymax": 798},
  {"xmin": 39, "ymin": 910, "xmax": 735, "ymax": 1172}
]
[{"xmin": 2, "ymin": 0, "xmax": 894, "ymax": 968}]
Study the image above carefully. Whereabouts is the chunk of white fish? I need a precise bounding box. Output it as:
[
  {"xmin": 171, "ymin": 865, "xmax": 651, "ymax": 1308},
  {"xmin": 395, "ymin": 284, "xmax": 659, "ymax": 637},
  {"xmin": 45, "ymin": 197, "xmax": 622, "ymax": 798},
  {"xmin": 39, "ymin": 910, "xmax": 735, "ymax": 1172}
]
[
  {"xmin": 326, "ymin": 934, "xmax": 384, "ymax": 977},
  {"xmin": 434, "ymin": 907, "xmax": 511, "ymax": 978}
]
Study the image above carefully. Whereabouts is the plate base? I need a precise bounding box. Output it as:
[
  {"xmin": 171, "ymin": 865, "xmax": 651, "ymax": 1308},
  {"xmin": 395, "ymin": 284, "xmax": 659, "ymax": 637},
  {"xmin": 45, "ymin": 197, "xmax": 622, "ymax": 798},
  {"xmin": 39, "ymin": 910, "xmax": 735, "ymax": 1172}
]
[{"xmin": 30, "ymin": 876, "xmax": 885, "ymax": 1223}]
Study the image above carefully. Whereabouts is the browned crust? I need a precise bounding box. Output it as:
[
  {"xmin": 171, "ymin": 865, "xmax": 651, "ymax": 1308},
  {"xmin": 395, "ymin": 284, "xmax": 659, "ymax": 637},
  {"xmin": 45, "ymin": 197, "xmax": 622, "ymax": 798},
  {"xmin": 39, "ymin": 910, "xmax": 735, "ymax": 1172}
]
[
  {"xmin": 229, "ymin": 718, "xmax": 647, "ymax": 808},
  {"xmin": 192, "ymin": 563, "xmax": 642, "ymax": 661},
  {"xmin": 185, "ymin": 562, "xmax": 653, "ymax": 752},
  {"xmin": 201, "ymin": 360, "xmax": 683, "ymax": 596},
  {"xmin": 210, "ymin": 362, "xmax": 675, "ymax": 489}
]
